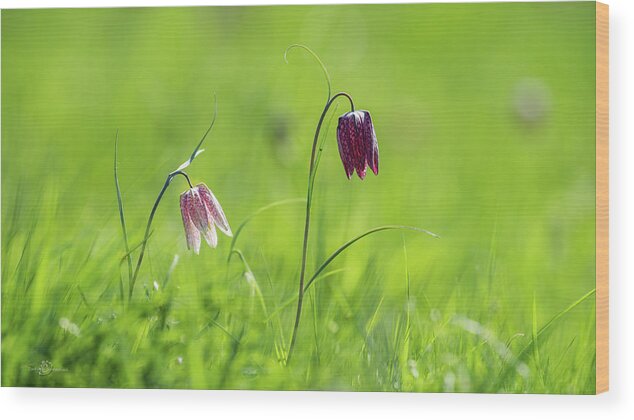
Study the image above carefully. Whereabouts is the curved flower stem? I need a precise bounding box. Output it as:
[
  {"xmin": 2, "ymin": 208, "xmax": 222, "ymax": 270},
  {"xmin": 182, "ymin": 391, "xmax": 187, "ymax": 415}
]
[
  {"xmin": 286, "ymin": 91, "xmax": 355, "ymax": 364},
  {"xmin": 129, "ymin": 170, "xmax": 192, "ymax": 299},
  {"xmin": 284, "ymin": 44, "xmax": 332, "ymax": 104}
]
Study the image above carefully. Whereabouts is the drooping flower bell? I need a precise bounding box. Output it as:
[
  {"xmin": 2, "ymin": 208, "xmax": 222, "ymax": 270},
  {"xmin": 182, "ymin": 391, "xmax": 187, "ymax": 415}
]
[
  {"xmin": 336, "ymin": 110, "xmax": 379, "ymax": 180},
  {"xmin": 180, "ymin": 183, "xmax": 232, "ymax": 254}
]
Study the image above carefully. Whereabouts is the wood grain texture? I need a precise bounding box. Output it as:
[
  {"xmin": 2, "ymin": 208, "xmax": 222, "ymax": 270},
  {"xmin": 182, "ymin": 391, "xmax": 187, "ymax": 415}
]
[{"xmin": 595, "ymin": 1, "xmax": 609, "ymax": 395}]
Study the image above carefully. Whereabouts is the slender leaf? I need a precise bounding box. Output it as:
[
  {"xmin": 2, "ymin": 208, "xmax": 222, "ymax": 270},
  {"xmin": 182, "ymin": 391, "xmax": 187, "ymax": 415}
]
[
  {"xmin": 172, "ymin": 93, "xmax": 217, "ymax": 174},
  {"xmin": 304, "ymin": 225, "xmax": 439, "ymax": 292}
]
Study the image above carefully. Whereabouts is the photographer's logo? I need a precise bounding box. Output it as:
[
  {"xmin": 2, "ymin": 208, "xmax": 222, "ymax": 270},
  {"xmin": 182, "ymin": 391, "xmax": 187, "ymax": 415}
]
[
  {"xmin": 29, "ymin": 360, "xmax": 68, "ymax": 376},
  {"xmin": 37, "ymin": 360, "xmax": 53, "ymax": 376}
]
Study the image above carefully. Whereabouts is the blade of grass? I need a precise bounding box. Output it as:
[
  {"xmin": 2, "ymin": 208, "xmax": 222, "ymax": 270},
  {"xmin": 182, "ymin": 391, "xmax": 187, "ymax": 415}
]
[
  {"xmin": 227, "ymin": 198, "xmax": 305, "ymax": 262},
  {"xmin": 258, "ymin": 249, "xmax": 287, "ymax": 346},
  {"xmin": 231, "ymin": 249, "xmax": 269, "ymax": 318},
  {"xmin": 114, "ymin": 130, "xmax": 133, "ymax": 294},
  {"xmin": 163, "ymin": 254, "xmax": 179, "ymax": 289},
  {"xmin": 495, "ymin": 288, "xmax": 596, "ymax": 388},
  {"xmin": 522, "ymin": 289, "xmax": 596, "ymax": 359},
  {"xmin": 309, "ymin": 289, "xmax": 320, "ymax": 364},
  {"xmin": 532, "ymin": 293, "xmax": 546, "ymax": 387},
  {"xmin": 361, "ymin": 296, "xmax": 384, "ymax": 355},
  {"xmin": 264, "ymin": 269, "xmax": 346, "ymax": 322},
  {"xmin": 400, "ymin": 236, "xmax": 413, "ymax": 389},
  {"xmin": 198, "ymin": 317, "xmax": 241, "ymax": 344},
  {"xmin": 303, "ymin": 225, "xmax": 439, "ymax": 292},
  {"xmin": 76, "ymin": 285, "xmax": 91, "ymax": 309},
  {"xmin": 120, "ymin": 231, "xmax": 154, "ymax": 263},
  {"xmin": 217, "ymin": 327, "xmax": 244, "ymax": 389}
]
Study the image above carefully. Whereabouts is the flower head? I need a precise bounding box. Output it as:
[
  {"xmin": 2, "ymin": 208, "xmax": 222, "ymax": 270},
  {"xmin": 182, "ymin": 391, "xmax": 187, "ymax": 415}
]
[
  {"xmin": 336, "ymin": 110, "xmax": 379, "ymax": 180},
  {"xmin": 180, "ymin": 183, "xmax": 232, "ymax": 254}
]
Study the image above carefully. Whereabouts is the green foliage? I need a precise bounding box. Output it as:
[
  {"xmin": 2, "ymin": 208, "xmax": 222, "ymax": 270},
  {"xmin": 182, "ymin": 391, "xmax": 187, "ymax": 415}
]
[{"xmin": 2, "ymin": 2, "xmax": 596, "ymax": 393}]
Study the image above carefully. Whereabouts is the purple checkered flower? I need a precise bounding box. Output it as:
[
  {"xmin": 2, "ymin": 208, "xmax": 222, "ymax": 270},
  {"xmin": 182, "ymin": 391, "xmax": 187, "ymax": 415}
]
[
  {"xmin": 180, "ymin": 183, "xmax": 232, "ymax": 254},
  {"xmin": 336, "ymin": 110, "xmax": 379, "ymax": 180}
]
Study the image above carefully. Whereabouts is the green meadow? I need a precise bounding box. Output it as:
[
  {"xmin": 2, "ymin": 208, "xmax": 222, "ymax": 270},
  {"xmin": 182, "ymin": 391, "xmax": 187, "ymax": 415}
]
[{"xmin": 2, "ymin": 2, "xmax": 597, "ymax": 393}]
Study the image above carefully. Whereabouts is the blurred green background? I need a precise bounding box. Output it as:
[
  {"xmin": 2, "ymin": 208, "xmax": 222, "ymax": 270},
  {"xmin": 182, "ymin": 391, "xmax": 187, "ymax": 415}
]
[{"xmin": 2, "ymin": 2, "xmax": 597, "ymax": 393}]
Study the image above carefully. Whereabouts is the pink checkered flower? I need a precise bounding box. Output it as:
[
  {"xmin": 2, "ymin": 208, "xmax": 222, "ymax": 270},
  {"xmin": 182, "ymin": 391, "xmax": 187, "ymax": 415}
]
[
  {"xmin": 180, "ymin": 183, "xmax": 232, "ymax": 254},
  {"xmin": 336, "ymin": 110, "xmax": 379, "ymax": 180}
]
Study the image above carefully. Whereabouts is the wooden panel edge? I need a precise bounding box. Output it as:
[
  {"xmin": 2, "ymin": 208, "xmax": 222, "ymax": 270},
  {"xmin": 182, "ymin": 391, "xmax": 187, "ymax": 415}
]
[{"xmin": 595, "ymin": 1, "xmax": 609, "ymax": 395}]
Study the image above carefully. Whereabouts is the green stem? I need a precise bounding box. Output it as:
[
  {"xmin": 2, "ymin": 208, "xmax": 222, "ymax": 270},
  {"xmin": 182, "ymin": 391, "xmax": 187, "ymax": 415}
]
[
  {"xmin": 129, "ymin": 170, "xmax": 192, "ymax": 299},
  {"xmin": 286, "ymin": 92, "xmax": 354, "ymax": 364},
  {"xmin": 284, "ymin": 44, "xmax": 332, "ymax": 104}
]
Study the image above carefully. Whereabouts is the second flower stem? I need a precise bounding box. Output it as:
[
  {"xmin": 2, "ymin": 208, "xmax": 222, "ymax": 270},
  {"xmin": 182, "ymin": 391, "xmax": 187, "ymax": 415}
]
[
  {"xmin": 129, "ymin": 170, "xmax": 192, "ymax": 299},
  {"xmin": 286, "ymin": 92, "xmax": 354, "ymax": 364}
]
